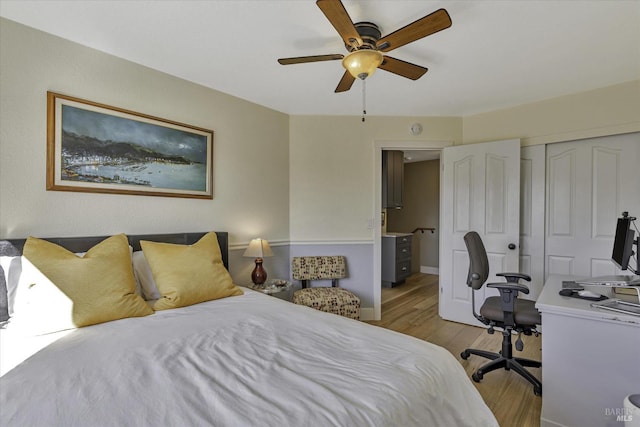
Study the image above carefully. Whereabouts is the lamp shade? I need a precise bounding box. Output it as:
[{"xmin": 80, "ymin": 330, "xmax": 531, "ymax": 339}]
[
  {"xmin": 243, "ymin": 238, "xmax": 274, "ymax": 258},
  {"xmin": 342, "ymin": 50, "xmax": 383, "ymax": 80}
]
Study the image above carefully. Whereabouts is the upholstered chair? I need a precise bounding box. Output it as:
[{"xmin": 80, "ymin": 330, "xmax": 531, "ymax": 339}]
[{"xmin": 291, "ymin": 256, "xmax": 360, "ymax": 320}]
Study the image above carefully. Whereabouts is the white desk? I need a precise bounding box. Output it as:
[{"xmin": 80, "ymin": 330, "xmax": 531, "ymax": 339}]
[{"xmin": 536, "ymin": 275, "xmax": 640, "ymax": 427}]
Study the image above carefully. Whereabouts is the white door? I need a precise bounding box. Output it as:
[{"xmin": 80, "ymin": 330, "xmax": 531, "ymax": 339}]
[
  {"xmin": 520, "ymin": 145, "xmax": 546, "ymax": 301},
  {"xmin": 439, "ymin": 139, "xmax": 521, "ymax": 326},
  {"xmin": 545, "ymin": 133, "xmax": 640, "ymax": 277}
]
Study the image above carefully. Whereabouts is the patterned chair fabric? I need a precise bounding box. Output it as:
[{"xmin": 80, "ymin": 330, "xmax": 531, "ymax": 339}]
[
  {"xmin": 292, "ymin": 288, "xmax": 360, "ymax": 320},
  {"xmin": 292, "ymin": 256, "xmax": 346, "ymax": 281},
  {"xmin": 291, "ymin": 256, "xmax": 360, "ymax": 320}
]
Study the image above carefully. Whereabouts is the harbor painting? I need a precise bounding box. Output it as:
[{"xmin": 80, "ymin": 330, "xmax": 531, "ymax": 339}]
[{"xmin": 47, "ymin": 92, "xmax": 213, "ymax": 199}]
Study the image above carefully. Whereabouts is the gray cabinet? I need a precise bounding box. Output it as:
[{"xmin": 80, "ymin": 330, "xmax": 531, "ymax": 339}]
[
  {"xmin": 382, "ymin": 150, "xmax": 404, "ymax": 209},
  {"xmin": 382, "ymin": 234, "xmax": 412, "ymax": 287}
]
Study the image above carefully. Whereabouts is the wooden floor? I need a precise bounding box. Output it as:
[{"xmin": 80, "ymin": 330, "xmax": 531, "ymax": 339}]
[{"xmin": 367, "ymin": 273, "xmax": 542, "ymax": 427}]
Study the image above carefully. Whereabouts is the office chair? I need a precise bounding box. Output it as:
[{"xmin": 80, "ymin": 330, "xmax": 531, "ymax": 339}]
[{"xmin": 460, "ymin": 231, "xmax": 542, "ymax": 396}]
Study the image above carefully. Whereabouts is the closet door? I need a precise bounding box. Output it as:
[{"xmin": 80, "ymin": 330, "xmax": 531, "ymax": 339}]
[
  {"xmin": 520, "ymin": 145, "xmax": 546, "ymax": 301},
  {"xmin": 545, "ymin": 133, "xmax": 640, "ymax": 278}
]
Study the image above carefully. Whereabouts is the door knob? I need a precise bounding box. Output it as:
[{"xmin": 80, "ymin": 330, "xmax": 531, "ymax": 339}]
[{"xmin": 508, "ymin": 243, "xmax": 517, "ymax": 250}]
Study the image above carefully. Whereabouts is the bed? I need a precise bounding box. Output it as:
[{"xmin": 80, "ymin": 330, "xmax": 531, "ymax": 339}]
[{"xmin": 0, "ymin": 232, "xmax": 498, "ymax": 426}]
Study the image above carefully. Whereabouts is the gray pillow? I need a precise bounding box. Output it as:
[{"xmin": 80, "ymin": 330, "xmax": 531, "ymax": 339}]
[
  {"xmin": 0, "ymin": 256, "xmax": 22, "ymax": 322},
  {"xmin": 0, "ymin": 264, "xmax": 8, "ymax": 322}
]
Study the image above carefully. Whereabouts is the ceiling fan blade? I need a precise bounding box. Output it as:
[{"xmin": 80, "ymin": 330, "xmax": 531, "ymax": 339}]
[
  {"xmin": 335, "ymin": 71, "xmax": 355, "ymax": 93},
  {"xmin": 377, "ymin": 8, "xmax": 452, "ymax": 52},
  {"xmin": 316, "ymin": 0, "xmax": 362, "ymax": 49},
  {"xmin": 379, "ymin": 56, "xmax": 428, "ymax": 80},
  {"xmin": 278, "ymin": 54, "xmax": 344, "ymax": 65}
]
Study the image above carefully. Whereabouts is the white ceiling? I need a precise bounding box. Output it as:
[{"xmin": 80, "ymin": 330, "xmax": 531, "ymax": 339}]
[{"xmin": 1, "ymin": 0, "xmax": 638, "ymax": 117}]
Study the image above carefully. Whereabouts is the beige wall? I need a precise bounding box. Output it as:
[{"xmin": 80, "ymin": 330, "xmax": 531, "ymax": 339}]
[
  {"xmin": 0, "ymin": 18, "xmax": 290, "ymax": 246},
  {"xmin": 462, "ymin": 80, "xmax": 640, "ymax": 146},
  {"xmin": 2, "ymin": 17, "xmax": 638, "ymax": 314},
  {"xmin": 5, "ymin": 16, "xmax": 634, "ymax": 247},
  {"xmin": 289, "ymin": 81, "xmax": 640, "ymax": 245},
  {"xmin": 289, "ymin": 115, "xmax": 460, "ymax": 243}
]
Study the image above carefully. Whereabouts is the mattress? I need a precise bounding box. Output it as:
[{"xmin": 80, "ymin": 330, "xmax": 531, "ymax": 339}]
[{"xmin": 0, "ymin": 289, "xmax": 498, "ymax": 426}]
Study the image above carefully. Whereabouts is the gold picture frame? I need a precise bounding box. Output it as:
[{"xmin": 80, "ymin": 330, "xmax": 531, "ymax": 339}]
[{"xmin": 47, "ymin": 92, "xmax": 214, "ymax": 199}]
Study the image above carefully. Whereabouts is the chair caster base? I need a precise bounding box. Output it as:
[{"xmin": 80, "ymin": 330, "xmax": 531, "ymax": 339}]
[{"xmin": 461, "ymin": 348, "xmax": 542, "ymax": 395}]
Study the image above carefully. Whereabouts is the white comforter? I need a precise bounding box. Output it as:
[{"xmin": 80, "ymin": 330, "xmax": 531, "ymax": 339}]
[{"xmin": 0, "ymin": 289, "xmax": 498, "ymax": 427}]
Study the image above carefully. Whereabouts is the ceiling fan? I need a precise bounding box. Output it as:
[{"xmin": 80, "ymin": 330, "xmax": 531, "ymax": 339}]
[{"xmin": 278, "ymin": 0, "xmax": 452, "ymax": 93}]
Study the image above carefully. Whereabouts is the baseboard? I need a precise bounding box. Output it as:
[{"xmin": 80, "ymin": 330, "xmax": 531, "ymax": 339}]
[
  {"xmin": 420, "ymin": 266, "xmax": 439, "ymax": 275},
  {"xmin": 360, "ymin": 307, "xmax": 375, "ymax": 321}
]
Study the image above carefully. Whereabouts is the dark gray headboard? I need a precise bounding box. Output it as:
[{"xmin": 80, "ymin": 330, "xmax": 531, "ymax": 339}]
[
  {"xmin": 0, "ymin": 232, "xmax": 229, "ymax": 322},
  {"xmin": 0, "ymin": 232, "xmax": 228, "ymax": 267}
]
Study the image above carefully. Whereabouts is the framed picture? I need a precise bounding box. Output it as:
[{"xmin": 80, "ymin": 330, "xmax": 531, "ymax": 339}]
[{"xmin": 47, "ymin": 92, "xmax": 214, "ymax": 199}]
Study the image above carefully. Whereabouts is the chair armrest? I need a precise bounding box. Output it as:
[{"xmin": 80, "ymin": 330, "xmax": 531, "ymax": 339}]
[
  {"xmin": 486, "ymin": 282, "xmax": 531, "ymax": 327},
  {"xmin": 487, "ymin": 282, "xmax": 530, "ymax": 294},
  {"xmin": 496, "ymin": 272, "xmax": 531, "ymax": 282}
]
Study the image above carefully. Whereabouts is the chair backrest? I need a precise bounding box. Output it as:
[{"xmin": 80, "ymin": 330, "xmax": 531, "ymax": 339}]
[
  {"xmin": 292, "ymin": 256, "xmax": 346, "ymax": 287},
  {"xmin": 463, "ymin": 231, "xmax": 489, "ymax": 290}
]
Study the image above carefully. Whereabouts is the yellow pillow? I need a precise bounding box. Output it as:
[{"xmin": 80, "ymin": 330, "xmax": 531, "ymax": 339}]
[
  {"xmin": 141, "ymin": 232, "xmax": 243, "ymax": 310},
  {"xmin": 22, "ymin": 234, "xmax": 153, "ymax": 328}
]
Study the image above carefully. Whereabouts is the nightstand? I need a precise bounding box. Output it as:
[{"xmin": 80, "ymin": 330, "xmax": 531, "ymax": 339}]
[{"xmin": 247, "ymin": 279, "xmax": 293, "ymax": 301}]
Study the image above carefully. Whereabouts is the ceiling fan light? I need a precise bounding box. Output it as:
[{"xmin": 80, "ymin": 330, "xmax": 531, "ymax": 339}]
[{"xmin": 342, "ymin": 50, "xmax": 383, "ymax": 80}]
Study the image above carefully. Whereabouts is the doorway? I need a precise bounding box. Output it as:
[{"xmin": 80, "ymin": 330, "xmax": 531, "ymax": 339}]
[
  {"xmin": 373, "ymin": 140, "xmax": 452, "ymax": 320},
  {"xmin": 377, "ymin": 134, "xmax": 638, "ymax": 325},
  {"xmin": 385, "ymin": 150, "xmax": 441, "ymax": 278}
]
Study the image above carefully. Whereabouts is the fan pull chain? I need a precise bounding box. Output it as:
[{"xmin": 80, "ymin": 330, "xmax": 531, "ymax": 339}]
[{"xmin": 361, "ymin": 79, "xmax": 367, "ymax": 122}]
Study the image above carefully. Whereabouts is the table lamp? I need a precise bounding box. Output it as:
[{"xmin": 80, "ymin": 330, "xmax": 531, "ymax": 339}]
[{"xmin": 243, "ymin": 238, "xmax": 273, "ymax": 285}]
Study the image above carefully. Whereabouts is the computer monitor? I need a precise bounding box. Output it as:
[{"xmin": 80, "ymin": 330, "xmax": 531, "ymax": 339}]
[{"xmin": 611, "ymin": 215, "xmax": 635, "ymax": 271}]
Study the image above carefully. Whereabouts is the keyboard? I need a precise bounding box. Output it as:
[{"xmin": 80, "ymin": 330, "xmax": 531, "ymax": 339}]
[
  {"xmin": 561, "ymin": 280, "xmax": 584, "ymax": 290},
  {"xmin": 576, "ymin": 275, "xmax": 640, "ymax": 286}
]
